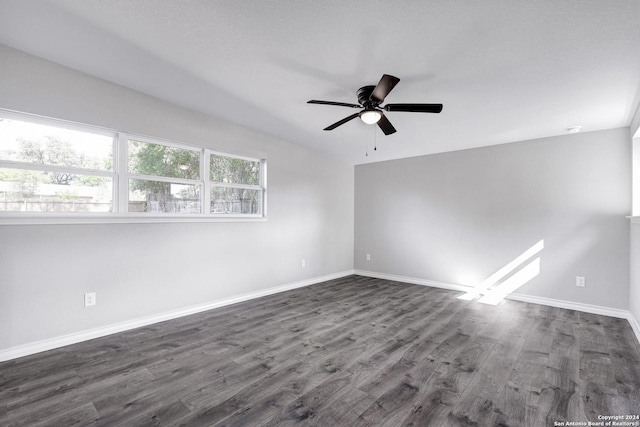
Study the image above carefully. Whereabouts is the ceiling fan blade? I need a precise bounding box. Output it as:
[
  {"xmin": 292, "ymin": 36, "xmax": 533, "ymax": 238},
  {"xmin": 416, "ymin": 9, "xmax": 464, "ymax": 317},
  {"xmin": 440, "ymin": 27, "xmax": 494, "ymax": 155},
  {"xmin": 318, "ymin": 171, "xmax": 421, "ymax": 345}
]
[
  {"xmin": 377, "ymin": 114, "xmax": 397, "ymax": 135},
  {"xmin": 384, "ymin": 103, "xmax": 443, "ymax": 113},
  {"xmin": 324, "ymin": 113, "xmax": 360, "ymax": 131},
  {"xmin": 307, "ymin": 100, "xmax": 361, "ymax": 109},
  {"xmin": 371, "ymin": 74, "xmax": 400, "ymax": 104}
]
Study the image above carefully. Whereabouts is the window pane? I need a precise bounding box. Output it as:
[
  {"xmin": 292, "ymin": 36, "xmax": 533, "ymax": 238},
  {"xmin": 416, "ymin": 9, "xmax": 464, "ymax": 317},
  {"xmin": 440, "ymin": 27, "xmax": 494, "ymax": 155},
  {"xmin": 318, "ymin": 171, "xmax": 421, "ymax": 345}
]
[
  {"xmin": 210, "ymin": 154, "xmax": 260, "ymax": 185},
  {"xmin": 129, "ymin": 178, "xmax": 201, "ymax": 213},
  {"xmin": 211, "ymin": 186, "xmax": 261, "ymax": 215},
  {"xmin": 0, "ymin": 118, "xmax": 113, "ymax": 170},
  {"xmin": 0, "ymin": 168, "xmax": 112, "ymax": 212},
  {"xmin": 128, "ymin": 140, "xmax": 199, "ymax": 180}
]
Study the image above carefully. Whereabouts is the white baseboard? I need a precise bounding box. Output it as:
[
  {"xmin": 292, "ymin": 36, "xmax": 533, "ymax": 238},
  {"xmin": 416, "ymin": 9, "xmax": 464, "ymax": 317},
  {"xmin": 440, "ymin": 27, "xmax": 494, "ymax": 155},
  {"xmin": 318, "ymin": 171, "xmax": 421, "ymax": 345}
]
[
  {"xmin": 0, "ymin": 270, "xmax": 355, "ymax": 362},
  {"xmin": 505, "ymin": 292, "xmax": 629, "ymax": 319},
  {"xmin": 353, "ymin": 270, "xmax": 472, "ymax": 293},
  {"xmin": 628, "ymin": 312, "xmax": 640, "ymax": 345},
  {"xmin": 355, "ymin": 270, "xmax": 638, "ymax": 339}
]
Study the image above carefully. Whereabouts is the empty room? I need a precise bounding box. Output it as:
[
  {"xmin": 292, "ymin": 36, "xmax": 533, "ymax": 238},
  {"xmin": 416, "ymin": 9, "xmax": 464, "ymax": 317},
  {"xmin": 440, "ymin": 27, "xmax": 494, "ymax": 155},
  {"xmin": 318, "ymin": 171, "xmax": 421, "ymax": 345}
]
[{"xmin": 1, "ymin": 1, "xmax": 640, "ymax": 426}]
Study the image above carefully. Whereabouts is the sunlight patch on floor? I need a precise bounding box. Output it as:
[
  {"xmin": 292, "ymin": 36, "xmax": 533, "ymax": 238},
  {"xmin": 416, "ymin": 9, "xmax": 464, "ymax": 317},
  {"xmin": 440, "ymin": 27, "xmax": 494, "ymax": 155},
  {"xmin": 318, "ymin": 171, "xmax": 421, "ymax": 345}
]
[{"xmin": 458, "ymin": 239, "xmax": 544, "ymax": 304}]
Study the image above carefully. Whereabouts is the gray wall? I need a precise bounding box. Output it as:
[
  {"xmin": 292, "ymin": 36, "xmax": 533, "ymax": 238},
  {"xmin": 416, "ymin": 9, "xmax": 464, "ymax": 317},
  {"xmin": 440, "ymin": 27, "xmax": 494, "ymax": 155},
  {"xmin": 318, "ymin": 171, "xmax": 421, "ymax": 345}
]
[
  {"xmin": 0, "ymin": 44, "xmax": 354, "ymax": 351},
  {"xmin": 355, "ymin": 128, "xmax": 631, "ymax": 309}
]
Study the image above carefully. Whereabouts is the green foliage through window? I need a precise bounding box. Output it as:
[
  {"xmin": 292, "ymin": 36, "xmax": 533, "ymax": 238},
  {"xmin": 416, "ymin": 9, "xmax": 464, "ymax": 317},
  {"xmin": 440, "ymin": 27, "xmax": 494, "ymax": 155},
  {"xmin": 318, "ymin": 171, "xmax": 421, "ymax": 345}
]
[
  {"xmin": 210, "ymin": 154, "xmax": 259, "ymax": 185},
  {"xmin": 209, "ymin": 153, "xmax": 262, "ymax": 215},
  {"xmin": 128, "ymin": 140, "xmax": 199, "ymax": 180},
  {"xmin": 0, "ymin": 118, "xmax": 114, "ymax": 213}
]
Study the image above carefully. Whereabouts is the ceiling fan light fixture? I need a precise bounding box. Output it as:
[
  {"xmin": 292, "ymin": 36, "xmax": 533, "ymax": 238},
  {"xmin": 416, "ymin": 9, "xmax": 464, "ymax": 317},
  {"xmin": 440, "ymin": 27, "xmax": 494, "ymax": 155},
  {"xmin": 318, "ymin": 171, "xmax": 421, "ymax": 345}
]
[{"xmin": 360, "ymin": 109, "xmax": 382, "ymax": 125}]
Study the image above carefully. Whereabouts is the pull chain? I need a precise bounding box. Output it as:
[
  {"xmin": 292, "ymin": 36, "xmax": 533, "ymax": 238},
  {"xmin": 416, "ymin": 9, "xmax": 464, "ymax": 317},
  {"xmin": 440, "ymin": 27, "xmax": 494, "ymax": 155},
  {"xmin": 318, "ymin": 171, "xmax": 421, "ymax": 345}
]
[
  {"xmin": 364, "ymin": 124, "xmax": 379, "ymax": 157},
  {"xmin": 364, "ymin": 125, "xmax": 368, "ymax": 157},
  {"xmin": 374, "ymin": 127, "xmax": 377, "ymax": 151}
]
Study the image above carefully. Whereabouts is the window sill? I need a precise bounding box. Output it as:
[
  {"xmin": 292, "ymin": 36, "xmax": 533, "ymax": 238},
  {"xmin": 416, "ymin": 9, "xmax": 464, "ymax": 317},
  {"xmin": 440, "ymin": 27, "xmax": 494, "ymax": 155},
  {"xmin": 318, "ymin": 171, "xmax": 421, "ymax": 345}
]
[
  {"xmin": 0, "ymin": 214, "xmax": 267, "ymax": 225},
  {"xmin": 629, "ymin": 216, "xmax": 640, "ymax": 224}
]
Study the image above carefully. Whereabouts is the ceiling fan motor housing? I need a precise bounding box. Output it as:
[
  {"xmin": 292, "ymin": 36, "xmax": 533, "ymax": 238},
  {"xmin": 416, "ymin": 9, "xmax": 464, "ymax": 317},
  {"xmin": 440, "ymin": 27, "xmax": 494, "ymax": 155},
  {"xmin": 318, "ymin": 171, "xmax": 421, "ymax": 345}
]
[{"xmin": 357, "ymin": 85, "xmax": 378, "ymax": 107}]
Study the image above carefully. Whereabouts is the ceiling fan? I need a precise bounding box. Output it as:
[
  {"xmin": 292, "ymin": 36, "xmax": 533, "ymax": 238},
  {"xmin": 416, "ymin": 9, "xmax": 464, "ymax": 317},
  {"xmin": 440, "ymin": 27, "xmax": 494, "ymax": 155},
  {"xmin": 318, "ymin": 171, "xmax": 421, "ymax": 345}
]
[{"xmin": 307, "ymin": 74, "xmax": 443, "ymax": 135}]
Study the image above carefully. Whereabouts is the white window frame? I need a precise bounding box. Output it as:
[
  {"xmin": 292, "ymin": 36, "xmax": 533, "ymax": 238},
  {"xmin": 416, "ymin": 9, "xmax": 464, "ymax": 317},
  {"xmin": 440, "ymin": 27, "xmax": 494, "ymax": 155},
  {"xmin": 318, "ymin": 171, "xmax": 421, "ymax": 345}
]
[
  {"xmin": 122, "ymin": 135, "xmax": 205, "ymax": 217},
  {"xmin": 0, "ymin": 110, "xmax": 267, "ymax": 224},
  {"xmin": 208, "ymin": 150, "xmax": 266, "ymax": 218}
]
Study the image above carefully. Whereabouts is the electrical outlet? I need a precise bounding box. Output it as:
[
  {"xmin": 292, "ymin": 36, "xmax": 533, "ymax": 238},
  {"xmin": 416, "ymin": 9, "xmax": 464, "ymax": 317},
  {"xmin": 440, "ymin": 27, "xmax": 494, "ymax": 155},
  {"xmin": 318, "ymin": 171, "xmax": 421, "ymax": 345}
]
[
  {"xmin": 84, "ymin": 292, "xmax": 96, "ymax": 307},
  {"xmin": 366, "ymin": 253, "xmax": 371, "ymax": 261},
  {"xmin": 576, "ymin": 276, "xmax": 585, "ymax": 288},
  {"xmin": 301, "ymin": 259, "xmax": 306, "ymax": 268}
]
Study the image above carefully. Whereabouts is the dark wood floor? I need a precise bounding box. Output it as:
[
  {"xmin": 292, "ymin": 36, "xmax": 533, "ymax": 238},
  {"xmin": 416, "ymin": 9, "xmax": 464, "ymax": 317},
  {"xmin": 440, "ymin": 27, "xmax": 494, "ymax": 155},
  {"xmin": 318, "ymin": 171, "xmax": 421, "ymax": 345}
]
[{"xmin": 1, "ymin": 275, "xmax": 639, "ymax": 426}]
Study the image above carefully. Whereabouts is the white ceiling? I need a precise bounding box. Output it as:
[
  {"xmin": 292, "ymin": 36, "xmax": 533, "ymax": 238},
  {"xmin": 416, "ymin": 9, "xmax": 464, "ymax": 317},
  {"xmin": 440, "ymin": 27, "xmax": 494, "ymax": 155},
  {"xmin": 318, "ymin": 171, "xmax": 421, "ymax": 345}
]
[{"xmin": 1, "ymin": 1, "xmax": 640, "ymax": 165}]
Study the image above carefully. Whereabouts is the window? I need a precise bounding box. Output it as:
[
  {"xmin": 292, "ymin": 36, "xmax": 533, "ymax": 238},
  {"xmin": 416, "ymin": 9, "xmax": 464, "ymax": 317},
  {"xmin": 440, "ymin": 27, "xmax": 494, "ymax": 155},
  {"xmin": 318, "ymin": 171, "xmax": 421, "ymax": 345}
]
[
  {"xmin": 0, "ymin": 111, "xmax": 266, "ymax": 222},
  {"xmin": 128, "ymin": 139, "xmax": 201, "ymax": 214},
  {"xmin": 210, "ymin": 153, "xmax": 263, "ymax": 215},
  {"xmin": 0, "ymin": 117, "xmax": 114, "ymax": 213}
]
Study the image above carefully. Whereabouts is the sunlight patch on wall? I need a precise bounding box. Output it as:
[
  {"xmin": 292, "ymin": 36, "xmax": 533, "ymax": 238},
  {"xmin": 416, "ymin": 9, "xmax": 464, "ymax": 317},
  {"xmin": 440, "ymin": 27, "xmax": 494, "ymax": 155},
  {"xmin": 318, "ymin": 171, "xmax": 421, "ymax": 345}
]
[{"xmin": 458, "ymin": 239, "xmax": 544, "ymax": 304}]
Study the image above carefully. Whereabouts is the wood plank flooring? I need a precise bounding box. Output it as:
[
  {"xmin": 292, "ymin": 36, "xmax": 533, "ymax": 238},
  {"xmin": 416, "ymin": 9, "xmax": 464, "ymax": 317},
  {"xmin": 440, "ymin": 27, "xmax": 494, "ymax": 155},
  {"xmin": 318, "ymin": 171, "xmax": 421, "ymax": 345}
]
[{"xmin": 1, "ymin": 275, "xmax": 639, "ymax": 426}]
